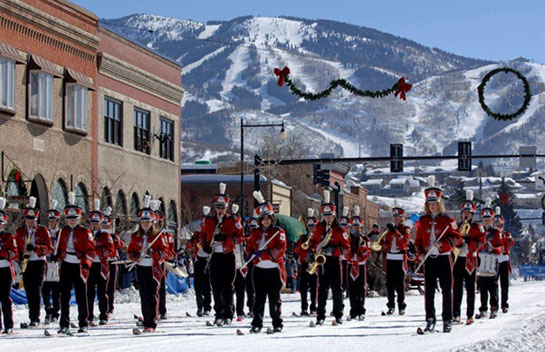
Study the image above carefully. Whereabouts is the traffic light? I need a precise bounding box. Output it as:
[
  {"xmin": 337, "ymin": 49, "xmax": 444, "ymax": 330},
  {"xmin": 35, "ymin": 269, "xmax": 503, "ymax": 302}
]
[
  {"xmin": 390, "ymin": 144, "xmax": 403, "ymax": 172},
  {"xmin": 458, "ymin": 141, "xmax": 472, "ymax": 172},
  {"xmin": 320, "ymin": 169, "xmax": 330, "ymax": 187},
  {"xmin": 313, "ymin": 163, "xmax": 321, "ymax": 185},
  {"xmin": 254, "ymin": 154, "xmax": 262, "ymax": 166}
]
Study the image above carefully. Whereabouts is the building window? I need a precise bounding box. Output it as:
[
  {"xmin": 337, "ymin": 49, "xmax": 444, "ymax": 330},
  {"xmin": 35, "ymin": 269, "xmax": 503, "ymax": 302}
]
[
  {"xmin": 105, "ymin": 97, "xmax": 122, "ymax": 146},
  {"xmin": 159, "ymin": 118, "xmax": 174, "ymax": 161},
  {"xmin": 65, "ymin": 84, "xmax": 87, "ymax": 131},
  {"xmin": 29, "ymin": 71, "xmax": 53, "ymax": 121},
  {"xmin": 75, "ymin": 183, "xmax": 88, "ymax": 214},
  {"xmin": 0, "ymin": 58, "xmax": 15, "ymax": 110},
  {"xmin": 134, "ymin": 108, "xmax": 150, "ymax": 154},
  {"xmin": 130, "ymin": 193, "xmax": 140, "ymax": 217},
  {"xmin": 53, "ymin": 179, "xmax": 68, "ymax": 210}
]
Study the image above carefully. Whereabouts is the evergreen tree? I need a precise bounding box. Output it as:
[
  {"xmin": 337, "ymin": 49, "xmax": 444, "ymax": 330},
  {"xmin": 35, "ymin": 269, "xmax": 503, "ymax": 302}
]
[
  {"xmin": 444, "ymin": 180, "xmax": 466, "ymax": 211},
  {"xmin": 494, "ymin": 178, "xmax": 523, "ymax": 237}
]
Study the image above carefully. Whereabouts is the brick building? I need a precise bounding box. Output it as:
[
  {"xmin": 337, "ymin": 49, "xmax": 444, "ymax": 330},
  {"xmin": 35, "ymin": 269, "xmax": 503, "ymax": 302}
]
[{"xmin": 0, "ymin": 0, "xmax": 183, "ymax": 230}]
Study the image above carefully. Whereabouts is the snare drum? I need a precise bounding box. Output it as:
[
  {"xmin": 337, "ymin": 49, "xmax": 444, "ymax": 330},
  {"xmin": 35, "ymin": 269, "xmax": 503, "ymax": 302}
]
[
  {"xmin": 477, "ymin": 253, "xmax": 498, "ymax": 277},
  {"xmin": 44, "ymin": 261, "xmax": 60, "ymax": 282}
]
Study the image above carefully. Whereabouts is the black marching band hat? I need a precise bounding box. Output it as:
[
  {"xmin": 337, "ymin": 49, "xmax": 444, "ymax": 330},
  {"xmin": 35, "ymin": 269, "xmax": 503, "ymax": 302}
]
[
  {"xmin": 350, "ymin": 205, "xmax": 364, "ymax": 227},
  {"xmin": 213, "ymin": 183, "xmax": 230, "ymax": 208},
  {"xmin": 137, "ymin": 195, "xmax": 155, "ymax": 221},
  {"xmin": 253, "ymin": 191, "xmax": 274, "ymax": 219},
  {"xmin": 64, "ymin": 192, "xmax": 82, "ymax": 219},
  {"xmin": 47, "ymin": 199, "xmax": 61, "ymax": 220},
  {"xmin": 461, "ymin": 189, "xmax": 477, "ymax": 213},
  {"xmin": 320, "ymin": 189, "xmax": 336, "ymax": 216},
  {"xmin": 424, "ymin": 175, "xmax": 443, "ymax": 202},
  {"xmin": 480, "ymin": 198, "xmax": 495, "ymax": 219}
]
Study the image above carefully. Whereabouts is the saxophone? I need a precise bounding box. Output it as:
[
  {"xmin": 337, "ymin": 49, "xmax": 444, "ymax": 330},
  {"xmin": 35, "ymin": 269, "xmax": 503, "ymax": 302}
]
[
  {"xmin": 453, "ymin": 221, "xmax": 471, "ymax": 263},
  {"xmin": 21, "ymin": 227, "xmax": 34, "ymax": 273},
  {"xmin": 308, "ymin": 225, "xmax": 332, "ymax": 275}
]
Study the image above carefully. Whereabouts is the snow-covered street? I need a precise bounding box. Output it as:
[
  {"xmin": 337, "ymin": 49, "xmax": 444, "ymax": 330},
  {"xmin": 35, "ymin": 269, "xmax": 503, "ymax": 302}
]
[{"xmin": 3, "ymin": 280, "xmax": 544, "ymax": 351}]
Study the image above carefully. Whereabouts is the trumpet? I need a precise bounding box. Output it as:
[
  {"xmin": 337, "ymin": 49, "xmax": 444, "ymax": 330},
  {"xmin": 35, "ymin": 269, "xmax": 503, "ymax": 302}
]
[
  {"xmin": 453, "ymin": 221, "xmax": 471, "ymax": 263},
  {"xmin": 301, "ymin": 233, "xmax": 312, "ymax": 250},
  {"xmin": 370, "ymin": 228, "xmax": 389, "ymax": 252}
]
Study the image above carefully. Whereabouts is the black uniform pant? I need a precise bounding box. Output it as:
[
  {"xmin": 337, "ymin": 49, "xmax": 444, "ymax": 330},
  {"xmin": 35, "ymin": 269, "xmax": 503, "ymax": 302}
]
[
  {"xmin": 251, "ymin": 266, "xmax": 283, "ymax": 329},
  {"xmin": 341, "ymin": 260, "xmax": 348, "ymax": 294},
  {"xmin": 498, "ymin": 261, "xmax": 510, "ymax": 309},
  {"xmin": 0, "ymin": 267, "xmax": 13, "ymax": 330},
  {"xmin": 136, "ymin": 266, "xmax": 160, "ymax": 329},
  {"xmin": 299, "ymin": 262, "xmax": 317, "ymax": 312},
  {"xmin": 245, "ymin": 264, "xmax": 255, "ymax": 314},
  {"xmin": 210, "ymin": 252, "xmax": 236, "ymax": 320},
  {"xmin": 106, "ymin": 263, "xmax": 118, "ymax": 315},
  {"xmin": 424, "ymin": 255, "xmax": 453, "ymax": 323},
  {"xmin": 317, "ymin": 256, "xmax": 344, "ymax": 321},
  {"xmin": 159, "ymin": 269, "xmax": 167, "ymax": 316},
  {"xmin": 87, "ymin": 262, "xmax": 109, "ymax": 322},
  {"xmin": 478, "ymin": 275, "xmax": 499, "ymax": 312},
  {"xmin": 386, "ymin": 259, "xmax": 406, "ymax": 310},
  {"xmin": 348, "ymin": 263, "xmax": 366, "ymax": 317},
  {"xmin": 453, "ymin": 257, "xmax": 476, "ymax": 318},
  {"xmin": 194, "ymin": 257, "xmax": 212, "ymax": 312},
  {"xmin": 42, "ymin": 281, "xmax": 60, "ymax": 319},
  {"xmin": 23, "ymin": 260, "xmax": 45, "ymax": 323},
  {"xmin": 234, "ymin": 270, "xmax": 246, "ymax": 316},
  {"xmin": 60, "ymin": 262, "xmax": 89, "ymax": 329}
]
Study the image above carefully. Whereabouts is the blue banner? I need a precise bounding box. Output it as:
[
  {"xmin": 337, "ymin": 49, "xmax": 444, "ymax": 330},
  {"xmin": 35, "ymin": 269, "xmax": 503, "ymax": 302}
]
[{"xmin": 519, "ymin": 264, "xmax": 545, "ymax": 276}]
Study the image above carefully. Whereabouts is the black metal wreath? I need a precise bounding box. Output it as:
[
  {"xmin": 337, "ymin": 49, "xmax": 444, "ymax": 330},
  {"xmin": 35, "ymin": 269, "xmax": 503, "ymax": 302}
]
[{"xmin": 477, "ymin": 67, "xmax": 532, "ymax": 121}]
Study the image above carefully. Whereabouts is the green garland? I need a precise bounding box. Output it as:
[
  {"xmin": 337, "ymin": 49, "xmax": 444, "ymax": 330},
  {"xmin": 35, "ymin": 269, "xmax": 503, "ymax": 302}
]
[
  {"xmin": 284, "ymin": 76, "xmax": 398, "ymax": 101},
  {"xmin": 477, "ymin": 67, "xmax": 532, "ymax": 121},
  {"xmin": 274, "ymin": 66, "xmax": 411, "ymax": 101}
]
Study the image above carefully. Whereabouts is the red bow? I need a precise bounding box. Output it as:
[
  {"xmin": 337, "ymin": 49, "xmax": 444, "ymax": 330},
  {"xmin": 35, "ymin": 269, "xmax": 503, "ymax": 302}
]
[
  {"xmin": 274, "ymin": 66, "xmax": 290, "ymax": 87},
  {"xmin": 394, "ymin": 77, "xmax": 412, "ymax": 101}
]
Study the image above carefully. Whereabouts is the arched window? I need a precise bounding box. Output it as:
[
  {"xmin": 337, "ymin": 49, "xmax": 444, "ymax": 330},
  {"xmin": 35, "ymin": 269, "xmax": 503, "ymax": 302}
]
[
  {"xmin": 168, "ymin": 200, "xmax": 178, "ymax": 234},
  {"xmin": 130, "ymin": 193, "xmax": 139, "ymax": 217},
  {"xmin": 75, "ymin": 183, "xmax": 88, "ymax": 214},
  {"xmin": 115, "ymin": 190, "xmax": 127, "ymax": 218},
  {"xmin": 101, "ymin": 187, "xmax": 112, "ymax": 209},
  {"xmin": 158, "ymin": 197, "xmax": 166, "ymax": 215},
  {"xmin": 53, "ymin": 179, "xmax": 68, "ymax": 210}
]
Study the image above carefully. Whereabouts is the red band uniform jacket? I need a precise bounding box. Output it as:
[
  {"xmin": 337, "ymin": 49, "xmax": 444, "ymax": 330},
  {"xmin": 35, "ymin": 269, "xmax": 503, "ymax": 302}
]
[
  {"xmin": 127, "ymin": 231, "xmax": 169, "ymax": 284},
  {"xmin": 456, "ymin": 222, "xmax": 485, "ymax": 275},
  {"xmin": 380, "ymin": 224, "xmax": 411, "ymax": 271},
  {"xmin": 246, "ymin": 225, "xmax": 287, "ymax": 285},
  {"xmin": 202, "ymin": 214, "xmax": 244, "ymax": 254},
  {"xmin": 0, "ymin": 231, "xmax": 19, "ymax": 280},
  {"xmin": 56, "ymin": 225, "xmax": 96, "ymax": 281},
  {"xmin": 15, "ymin": 225, "xmax": 53, "ymax": 261},
  {"xmin": 415, "ymin": 214, "xmax": 462, "ymax": 258}
]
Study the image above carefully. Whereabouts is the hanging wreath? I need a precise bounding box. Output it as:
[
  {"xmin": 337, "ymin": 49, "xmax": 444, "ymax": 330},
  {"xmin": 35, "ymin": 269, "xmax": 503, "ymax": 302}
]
[
  {"xmin": 477, "ymin": 67, "xmax": 532, "ymax": 121},
  {"xmin": 5, "ymin": 169, "xmax": 28, "ymax": 195},
  {"xmin": 273, "ymin": 66, "xmax": 412, "ymax": 101}
]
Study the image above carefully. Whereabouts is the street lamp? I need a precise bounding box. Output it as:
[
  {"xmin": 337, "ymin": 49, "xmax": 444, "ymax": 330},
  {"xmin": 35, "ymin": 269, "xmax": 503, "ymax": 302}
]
[{"xmin": 240, "ymin": 118, "xmax": 286, "ymax": 221}]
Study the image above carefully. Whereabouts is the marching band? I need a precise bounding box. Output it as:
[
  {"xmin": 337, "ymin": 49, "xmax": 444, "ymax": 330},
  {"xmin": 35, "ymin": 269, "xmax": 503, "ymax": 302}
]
[{"xmin": 0, "ymin": 178, "xmax": 518, "ymax": 337}]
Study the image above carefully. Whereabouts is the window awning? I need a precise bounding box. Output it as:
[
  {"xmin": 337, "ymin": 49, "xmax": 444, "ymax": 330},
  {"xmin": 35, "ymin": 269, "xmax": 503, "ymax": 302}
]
[
  {"xmin": 65, "ymin": 68, "xmax": 95, "ymax": 90},
  {"xmin": 28, "ymin": 54, "xmax": 63, "ymax": 77},
  {"xmin": 0, "ymin": 41, "xmax": 26, "ymax": 63}
]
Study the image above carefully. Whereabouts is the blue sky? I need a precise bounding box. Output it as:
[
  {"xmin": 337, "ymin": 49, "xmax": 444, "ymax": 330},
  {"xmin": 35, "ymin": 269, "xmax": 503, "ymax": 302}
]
[{"xmin": 73, "ymin": 0, "xmax": 545, "ymax": 63}]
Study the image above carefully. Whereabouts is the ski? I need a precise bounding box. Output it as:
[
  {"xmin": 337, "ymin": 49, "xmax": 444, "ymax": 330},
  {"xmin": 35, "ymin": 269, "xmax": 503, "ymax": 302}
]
[
  {"xmin": 292, "ymin": 312, "xmax": 300, "ymax": 317},
  {"xmin": 132, "ymin": 327, "xmax": 142, "ymax": 335},
  {"xmin": 205, "ymin": 321, "xmax": 214, "ymax": 327},
  {"xmin": 236, "ymin": 329, "xmax": 245, "ymax": 336},
  {"xmin": 266, "ymin": 327, "xmax": 274, "ymax": 334},
  {"xmin": 416, "ymin": 327, "xmax": 435, "ymax": 335},
  {"xmin": 381, "ymin": 311, "xmax": 386, "ymax": 316},
  {"xmin": 309, "ymin": 320, "xmax": 316, "ymax": 328},
  {"xmin": 185, "ymin": 312, "xmax": 192, "ymax": 317}
]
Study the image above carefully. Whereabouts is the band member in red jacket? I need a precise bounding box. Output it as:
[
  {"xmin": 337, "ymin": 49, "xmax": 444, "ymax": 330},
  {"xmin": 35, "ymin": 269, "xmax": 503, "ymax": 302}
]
[
  {"xmin": 347, "ymin": 206, "xmax": 370, "ymax": 321},
  {"xmin": 188, "ymin": 206, "xmax": 212, "ymax": 317},
  {"xmin": 380, "ymin": 204, "xmax": 411, "ymax": 316},
  {"xmin": 310, "ymin": 189, "xmax": 350, "ymax": 326},
  {"xmin": 293, "ymin": 208, "xmax": 318, "ymax": 316},
  {"xmin": 151, "ymin": 200, "xmax": 173, "ymax": 321},
  {"xmin": 415, "ymin": 177, "xmax": 461, "ymax": 333},
  {"xmin": 246, "ymin": 191, "xmax": 287, "ymax": 334},
  {"xmin": 87, "ymin": 200, "xmax": 115, "ymax": 326},
  {"xmin": 42, "ymin": 200, "xmax": 62, "ymax": 324},
  {"xmin": 453, "ymin": 190, "xmax": 485, "ymax": 325},
  {"xmin": 476, "ymin": 203, "xmax": 503, "ymax": 320},
  {"xmin": 201, "ymin": 183, "xmax": 243, "ymax": 326},
  {"xmin": 56, "ymin": 192, "xmax": 96, "ymax": 334},
  {"xmin": 0, "ymin": 197, "xmax": 18, "ymax": 334},
  {"xmin": 101, "ymin": 207, "xmax": 124, "ymax": 317},
  {"xmin": 494, "ymin": 208, "xmax": 514, "ymax": 314},
  {"xmin": 16, "ymin": 196, "xmax": 53, "ymax": 328},
  {"xmin": 127, "ymin": 196, "xmax": 169, "ymax": 333},
  {"xmin": 339, "ymin": 206, "xmax": 351, "ymax": 296}
]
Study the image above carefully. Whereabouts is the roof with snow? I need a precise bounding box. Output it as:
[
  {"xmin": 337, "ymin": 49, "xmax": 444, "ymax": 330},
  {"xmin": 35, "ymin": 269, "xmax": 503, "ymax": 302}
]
[{"xmin": 181, "ymin": 174, "xmax": 267, "ymax": 183}]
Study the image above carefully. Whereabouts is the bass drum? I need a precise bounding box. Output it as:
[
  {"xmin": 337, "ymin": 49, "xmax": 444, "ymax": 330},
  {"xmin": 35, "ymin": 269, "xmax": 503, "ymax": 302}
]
[
  {"xmin": 44, "ymin": 261, "xmax": 60, "ymax": 282},
  {"xmin": 477, "ymin": 253, "xmax": 498, "ymax": 277}
]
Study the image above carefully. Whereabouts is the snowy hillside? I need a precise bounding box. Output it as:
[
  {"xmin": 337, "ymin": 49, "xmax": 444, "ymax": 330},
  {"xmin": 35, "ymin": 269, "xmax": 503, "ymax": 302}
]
[
  {"xmin": 6, "ymin": 280, "xmax": 545, "ymax": 351},
  {"xmin": 101, "ymin": 15, "xmax": 545, "ymax": 162}
]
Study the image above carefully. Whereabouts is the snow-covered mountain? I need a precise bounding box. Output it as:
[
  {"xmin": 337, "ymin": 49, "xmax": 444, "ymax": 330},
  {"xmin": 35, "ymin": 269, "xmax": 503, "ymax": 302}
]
[{"xmin": 101, "ymin": 15, "xmax": 545, "ymax": 163}]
